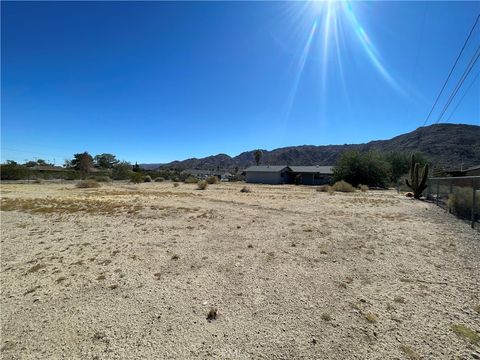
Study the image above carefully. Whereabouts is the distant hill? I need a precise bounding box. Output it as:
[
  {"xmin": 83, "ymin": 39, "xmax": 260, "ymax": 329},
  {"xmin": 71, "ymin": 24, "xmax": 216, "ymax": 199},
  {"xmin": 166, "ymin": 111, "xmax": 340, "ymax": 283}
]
[{"xmin": 146, "ymin": 124, "xmax": 480, "ymax": 171}]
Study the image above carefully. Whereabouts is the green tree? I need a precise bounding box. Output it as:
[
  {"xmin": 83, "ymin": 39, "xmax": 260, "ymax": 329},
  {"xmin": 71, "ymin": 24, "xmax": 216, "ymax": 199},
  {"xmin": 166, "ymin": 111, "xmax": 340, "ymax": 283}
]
[
  {"xmin": 112, "ymin": 161, "xmax": 133, "ymax": 180},
  {"xmin": 132, "ymin": 162, "xmax": 140, "ymax": 172},
  {"xmin": 253, "ymin": 150, "xmax": 262, "ymax": 166},
  {"xmin": 385, "ymin": 152, "xmax": 428, "ymax": 183},
  {"xmin": 94, "ymin": 153, "xmax": 119, "ymax": 169},
  {"xmin": 71, "ymin": 152, "xmax": 94, "ymax": 172},
  {"xmin": 333, "ymin": 150, "xmax": 391, "ymax": 187}
]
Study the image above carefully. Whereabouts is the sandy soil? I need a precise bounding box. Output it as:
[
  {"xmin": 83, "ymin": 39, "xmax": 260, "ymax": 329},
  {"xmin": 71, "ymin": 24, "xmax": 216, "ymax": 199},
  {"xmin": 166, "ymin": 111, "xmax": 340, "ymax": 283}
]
[{"xmin": 1, "ymin": 181, "xmax": 479, "ymax": 359}]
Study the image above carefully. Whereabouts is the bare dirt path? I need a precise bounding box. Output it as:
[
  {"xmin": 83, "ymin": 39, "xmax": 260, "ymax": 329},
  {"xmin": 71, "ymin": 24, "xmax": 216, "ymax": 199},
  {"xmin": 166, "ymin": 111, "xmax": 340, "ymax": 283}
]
[{"xmin": 1, "ymin": 182, "xmax": 479, "ymax": 359}]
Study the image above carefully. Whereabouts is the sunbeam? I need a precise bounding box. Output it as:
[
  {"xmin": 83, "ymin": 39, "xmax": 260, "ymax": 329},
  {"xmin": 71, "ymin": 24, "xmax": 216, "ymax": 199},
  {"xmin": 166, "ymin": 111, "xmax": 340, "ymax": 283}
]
[
  {"xmin": 284, "ymin": 0, "xmax": 408, "ymax": 124},
  {"xmin": 284, "ymin": 18, "xmax": 319, "ymax": 120}
]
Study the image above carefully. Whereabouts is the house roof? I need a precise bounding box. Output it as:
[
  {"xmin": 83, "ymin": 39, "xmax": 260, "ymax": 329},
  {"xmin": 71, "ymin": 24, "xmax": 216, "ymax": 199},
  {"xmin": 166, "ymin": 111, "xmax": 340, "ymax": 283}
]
[
  {"xmin": 466, "ymin": 165, "xmax": 480, "ymax": 172},
  {"xmin": 244, "ymin": 165, "xmax": 291, "ymax": 173},
  {"xmin": 289, "ymin": 166, "xmax": 334, "ymax": 174}
]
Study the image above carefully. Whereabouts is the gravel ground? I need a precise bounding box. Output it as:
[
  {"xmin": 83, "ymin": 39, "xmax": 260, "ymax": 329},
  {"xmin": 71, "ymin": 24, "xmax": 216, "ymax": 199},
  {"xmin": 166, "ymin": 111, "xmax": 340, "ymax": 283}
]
[{"xmin": 1, "ymin": 181, "xmax": 479, "ymax": 359}]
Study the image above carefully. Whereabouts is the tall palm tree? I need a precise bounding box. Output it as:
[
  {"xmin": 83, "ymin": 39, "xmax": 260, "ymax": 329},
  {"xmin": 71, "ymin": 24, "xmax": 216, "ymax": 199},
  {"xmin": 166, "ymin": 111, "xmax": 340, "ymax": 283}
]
[{"xmin": 254, "ymin": 150, "xmax": 262, "ymax": 166}]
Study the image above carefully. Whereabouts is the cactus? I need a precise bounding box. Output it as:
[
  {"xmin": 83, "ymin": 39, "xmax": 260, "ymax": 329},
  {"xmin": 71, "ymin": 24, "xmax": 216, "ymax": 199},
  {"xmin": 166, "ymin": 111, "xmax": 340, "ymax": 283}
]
[{"xmin": 405, "ymin": 154, "xmax": 429, "ymax": 199}]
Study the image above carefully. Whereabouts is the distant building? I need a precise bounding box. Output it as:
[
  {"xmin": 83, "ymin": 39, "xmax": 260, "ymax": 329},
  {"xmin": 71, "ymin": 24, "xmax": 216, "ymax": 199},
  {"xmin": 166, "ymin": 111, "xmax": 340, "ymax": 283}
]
[
  {"xmin": 244, "ymin": 165, "xmax": 334, "ymax": 185},
  {"xmin": 288, "ymin": 166, "xmax": 333, "ymax": 185},
  {"xmin": 181, "ymin": 169, "xmax": 232, "ymax": 180},
  {"xmin": 445, "ymin": 165, "xmax": 480, "ymax": 177}
]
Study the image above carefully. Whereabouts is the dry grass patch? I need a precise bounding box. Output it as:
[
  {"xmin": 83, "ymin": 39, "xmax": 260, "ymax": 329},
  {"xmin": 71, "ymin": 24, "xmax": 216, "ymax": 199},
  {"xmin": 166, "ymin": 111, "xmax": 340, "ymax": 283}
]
[
  {"xmin": 400, "ymin": 345, "xmax": 420, "ymax": 359},
  {"xmin": 76, "ymin": 180, "xmax": 101, "ymax": 188},
  {"xmin": 1, "ymin": 197, "xmax": 143, "ymax": 216},
  {"xmin": 365, "ymin": 313, "xmax": 378, "ymax": 323},
  {"xmin": 321, "ymin": 313, "xmax": 332, "ymax": 321},
  {"xmin": 332, "ymin": 181, "xmax": 355, "ymax": 193},
  {"xmin": 451, "ymin": 324, "xmax": 480, "ymax": 344}
]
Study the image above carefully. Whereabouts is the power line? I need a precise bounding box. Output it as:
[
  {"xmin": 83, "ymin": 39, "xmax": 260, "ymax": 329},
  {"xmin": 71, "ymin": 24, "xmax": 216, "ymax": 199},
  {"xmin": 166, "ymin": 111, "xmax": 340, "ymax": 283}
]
[
  {"xmin": 422, "ymin": 14, "xmax": 480, "ymax": 126},
  {"xmin": 446, "ymin": 71, "xmax": 480, "ymax": 122},
  {"xmin": 435, "ymin": 46, "xmax": 480, "ymax": 123}
]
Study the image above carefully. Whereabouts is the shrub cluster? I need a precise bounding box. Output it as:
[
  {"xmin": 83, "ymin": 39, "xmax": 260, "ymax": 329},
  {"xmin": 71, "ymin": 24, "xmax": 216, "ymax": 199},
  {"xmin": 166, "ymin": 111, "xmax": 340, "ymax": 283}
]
[
  {"xmin": 154, "ymin": 177, "xmax": 165, "ymax": 182},
  {"xmin": 184, "ymin": 176, "xmax": 198, "ymax": 184},
  {"xmin": 144, "ymin": 175, "xmax": 152, "ymax": 182}
]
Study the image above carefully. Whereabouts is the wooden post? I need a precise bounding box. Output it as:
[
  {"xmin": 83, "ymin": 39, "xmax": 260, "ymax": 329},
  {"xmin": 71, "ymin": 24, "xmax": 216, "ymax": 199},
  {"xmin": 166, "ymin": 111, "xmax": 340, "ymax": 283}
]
[{"xmin": 436, "ymin": 181, "xmax": 440, "ymax": 206}]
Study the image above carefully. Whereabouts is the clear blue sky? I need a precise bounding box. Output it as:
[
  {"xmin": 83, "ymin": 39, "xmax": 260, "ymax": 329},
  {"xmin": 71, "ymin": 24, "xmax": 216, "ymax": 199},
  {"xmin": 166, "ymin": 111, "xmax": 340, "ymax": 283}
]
[{"xmin": 2, "ymin": 1, "xmax": 479, "ymax": 164}]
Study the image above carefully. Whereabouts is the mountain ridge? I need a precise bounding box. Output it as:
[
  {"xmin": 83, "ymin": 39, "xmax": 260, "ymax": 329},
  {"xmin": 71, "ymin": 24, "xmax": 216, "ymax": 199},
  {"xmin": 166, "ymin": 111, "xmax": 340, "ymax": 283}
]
[{"xmin": 143, "ymin": 124, "xmax": 480, "ymax": 171}]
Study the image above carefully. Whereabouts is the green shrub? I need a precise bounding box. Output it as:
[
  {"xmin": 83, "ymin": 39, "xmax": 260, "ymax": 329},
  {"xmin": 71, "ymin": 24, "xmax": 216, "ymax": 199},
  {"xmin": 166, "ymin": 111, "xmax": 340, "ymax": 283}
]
[
  {"xmin": 448, "ymin": 188, "xmax": 480, "ymax": 219},
  {"xmin": 173, "ymin": 182, "xmax": 180, "ymax": 187},
  {"xmin": 130, "ymin": 172, "xmax": 144, "ymax": 184},
  {"xmin": 154, "ymin": 177, "xmax": 165, "ymax": 182},
  {"xmin": 359, "ymin": 184, "xmax": 369, "ymax": 192},
  {"xmin": 197, "ymin": 180, "xmax": 208, "ymax": 190},
  {"xmin": 206, "ymin": 176, "xmax": 218, "ymax": 184},
  {"xmin": 76, "ymin": 179, "xmax": 101, "ymax": 188},
  {"xmin": 332, "ymin": 181, "xmax": 355, "ymax": 193},
  {"xmin": 144, "ymin": 175, "xmax": 152, "ymax": 182},
  {"xmin": 184, "ymin": 176, "xmax": 198, "ymax": 184}
]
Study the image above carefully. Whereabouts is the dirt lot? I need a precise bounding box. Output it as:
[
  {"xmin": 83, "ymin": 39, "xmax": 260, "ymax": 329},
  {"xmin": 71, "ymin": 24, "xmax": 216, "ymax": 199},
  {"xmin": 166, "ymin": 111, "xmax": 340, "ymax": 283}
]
[{"xmin": 1, "ymin": 181, "xmax": 479, "ymax": 359}]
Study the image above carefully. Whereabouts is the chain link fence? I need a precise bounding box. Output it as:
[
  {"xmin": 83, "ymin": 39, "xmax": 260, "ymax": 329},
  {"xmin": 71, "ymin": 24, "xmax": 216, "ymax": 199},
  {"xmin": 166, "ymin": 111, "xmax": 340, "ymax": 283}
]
[{"xmin": 426, "ymin": 176, "xmax": 480, "ymax": 229}]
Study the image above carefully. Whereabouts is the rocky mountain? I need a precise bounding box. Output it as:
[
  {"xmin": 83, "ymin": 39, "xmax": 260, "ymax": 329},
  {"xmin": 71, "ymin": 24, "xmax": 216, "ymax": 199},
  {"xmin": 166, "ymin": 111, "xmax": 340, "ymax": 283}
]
[{"xmin": 150, "ymin": 124, "xmax": 480, "ymax": 171}]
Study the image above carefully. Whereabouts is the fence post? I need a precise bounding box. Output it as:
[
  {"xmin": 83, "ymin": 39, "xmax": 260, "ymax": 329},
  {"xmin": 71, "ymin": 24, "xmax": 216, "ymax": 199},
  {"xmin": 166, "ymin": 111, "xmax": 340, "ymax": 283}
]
[
  {"xmin": 472, "ymin": 186, "xmax": 477, "ymax": 229},
  {"xmin": 436, "ymin": 181, "xmax": 440, "ymax": 206},
  {"xmin": 449, "ymin": 181, "xmax": 453, "ymax": 213}
]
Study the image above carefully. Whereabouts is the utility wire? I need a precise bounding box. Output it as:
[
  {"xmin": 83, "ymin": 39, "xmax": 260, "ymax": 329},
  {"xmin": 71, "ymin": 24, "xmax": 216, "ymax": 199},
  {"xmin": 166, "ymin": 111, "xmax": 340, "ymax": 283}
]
[
  {"xmin": 435, "ymin": 46, "xmax": 480, "ymax": 123},
  {"xmin": 446, "ymin": 71, "xmax": 480, "ymax": 122},
  {"xmin": 422, "ymin": 14, "xmax": 480, "ymax": 126}
]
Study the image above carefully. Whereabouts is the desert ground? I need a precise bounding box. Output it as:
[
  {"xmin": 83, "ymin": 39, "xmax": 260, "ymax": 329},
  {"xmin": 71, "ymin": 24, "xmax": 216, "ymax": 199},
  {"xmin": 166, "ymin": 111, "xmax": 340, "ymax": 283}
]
[{"xmin": 1, "ymin": 181, "xmax": 479, "ymax": 359}]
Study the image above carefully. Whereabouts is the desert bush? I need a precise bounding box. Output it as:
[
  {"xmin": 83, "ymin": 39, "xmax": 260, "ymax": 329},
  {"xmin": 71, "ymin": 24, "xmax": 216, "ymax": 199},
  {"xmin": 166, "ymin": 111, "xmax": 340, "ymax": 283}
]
[
  {"xmin": 206, "ymin": 176, "xmax": 218, "ymax": 184},
  {"xmin": 130, "ymin": 172, "xmax": 144, "ymax": 184},
  {"xmin": 154, "ymin": 177, "xmax": 165, "ymax": 182},
  {"xmin": 332, "ymin": 180, "xmax": 355, "ymax": 193},
  {"xmin": 359, "ymin": 184, "xmax": 369, "ymax": 192},
  {"xmin": 448, "ymin": 187, "xmax": 480, "ymax": 219},
  {"xmin": 88, "ymin": 175, "xmax": 111, "ymax": 182},
  {"xmin": 317, "ymin": 185, "xmax": 335, "ymax": 194},
  {"xmin": 144, "ymin": 175, "xmax": 152, "ymax": 182},
  {"xmin": 197, "ymin": 180, "xmax": 208, "ymax": 190},
  {"xmin": 240, "ymin": 186, "xmax": 251, "ymax": 193},
  {"xmin": 173, "ymin": 182, "xmax": 180, "ymax": 187},
  {"xmin": 76, "ymin": 179, "xmax": 101, "ymax": 188},
  {"xmin": 184, "ymin": 176, "xmax": 198, "ymax": 184}
]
